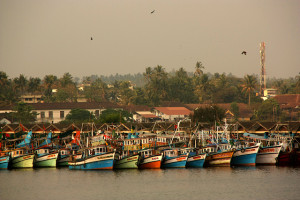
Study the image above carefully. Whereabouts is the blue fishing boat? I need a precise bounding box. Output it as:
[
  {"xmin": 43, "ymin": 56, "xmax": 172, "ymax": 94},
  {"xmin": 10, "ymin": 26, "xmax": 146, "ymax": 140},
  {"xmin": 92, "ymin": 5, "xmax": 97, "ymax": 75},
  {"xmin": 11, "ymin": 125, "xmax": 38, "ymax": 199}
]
[
  {"xmin": 69, "ymin": 145, "xmax": 115, "ymax": 170},
  {"xmin": 161, "ymin": 148, "xmax": 188, "ymax": 168},
  {"xmin": 231, "ymin": 142, "xmax": 260, "ymax": 166},
  {"xmin": 0, "ymin": 151, "xmax": 10, "ymax": 169},
  {"xmin": 181, "ymin": 148, "xmax": 206, "ymax": 168}
]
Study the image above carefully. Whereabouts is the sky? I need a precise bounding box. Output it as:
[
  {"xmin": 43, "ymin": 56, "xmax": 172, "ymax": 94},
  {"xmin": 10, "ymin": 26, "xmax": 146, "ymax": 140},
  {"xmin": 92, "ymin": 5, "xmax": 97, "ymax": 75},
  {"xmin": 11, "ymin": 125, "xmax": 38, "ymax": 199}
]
[{"xmin": 0, "ymin": 0, "xmax": 299, "ymax": 80}]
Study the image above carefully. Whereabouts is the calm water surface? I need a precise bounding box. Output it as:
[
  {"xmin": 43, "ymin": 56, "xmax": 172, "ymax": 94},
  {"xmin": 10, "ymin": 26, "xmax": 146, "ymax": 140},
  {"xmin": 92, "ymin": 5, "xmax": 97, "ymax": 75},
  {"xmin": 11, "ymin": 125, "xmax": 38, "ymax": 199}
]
[{"xmin": 1, "ymin": 166, "xmax": 299, "ymax": 200}]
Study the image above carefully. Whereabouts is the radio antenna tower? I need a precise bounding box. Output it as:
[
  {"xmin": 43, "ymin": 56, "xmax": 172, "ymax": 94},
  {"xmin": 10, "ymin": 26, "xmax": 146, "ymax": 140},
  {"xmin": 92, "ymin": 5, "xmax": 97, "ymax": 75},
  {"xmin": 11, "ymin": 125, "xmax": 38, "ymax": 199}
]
[{"xmin": 260, "ymin": 42, "xmax": 266, "ymax": 96}]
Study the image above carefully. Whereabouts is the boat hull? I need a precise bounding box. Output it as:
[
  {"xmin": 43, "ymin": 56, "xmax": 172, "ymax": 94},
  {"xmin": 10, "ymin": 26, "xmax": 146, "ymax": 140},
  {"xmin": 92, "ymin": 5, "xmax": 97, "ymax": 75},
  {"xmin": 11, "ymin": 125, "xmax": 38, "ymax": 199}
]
[
  {"xmin": 162, "ymin": 155, "xmax": 188, "ymax": 168},
  {"xmin": 11, "ymin": 154, "xmax": 34, "ymax": 168},
  {"xmin": 186, "ymin": 154, "xmax": 206, "ymax": 168},
  {"xmin": 277, "ymin": 151, "xmax": 292, "ymax": 166},
  {"xmin": 256, "ymin": 145, "xmax": 282, "ymax": 165},
  {"xmin": 57, "ymin": 155, "xmax": 70, "ymax": 167},
  {"xmin": 34, "ymin": 153, "xmax": 58, "ymax": 168},
  {"xmin": 231, "ymin": 146, "xmax": 259, "ymax": 166},
  {"xmin": 139, "ymin": 155, "xmax": 162, "ymax": 169},
  {"xmin": 0, "ymin": 155, "xmax": 10, "ymax": 169},
  {"xmin": 206, "ymin": 151, "xmax": 234, "ymax": 167},
  {"xmin": 114, "ymin": 155, "xmax": 139, "ymax": 169},
  {"xmin": 69, "ymin": 152, "xmax": 115, "ymax": 170}
]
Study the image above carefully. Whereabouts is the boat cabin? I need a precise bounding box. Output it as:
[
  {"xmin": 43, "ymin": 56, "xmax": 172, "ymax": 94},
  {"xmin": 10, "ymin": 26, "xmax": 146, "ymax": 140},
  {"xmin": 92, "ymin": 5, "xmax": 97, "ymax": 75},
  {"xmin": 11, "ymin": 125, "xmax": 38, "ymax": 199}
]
[
  {"xmin": 123, "ymin": 138, "xmax": 141, "ymax": 151},
  {"xmin": 10, "ymin": 148, "xmax": 31, "ymax": 158},
  {"xmin": 88, "ymin": 145, "xmax": 107, "ymax": 156},
  {"xmin": 35, "ymin": 148, "xmax": 50, "ymax": 156},
  {"xmin": 162, "ymin": 149, "xmax": 181, "ymax": 158},
  {"xmin": 139, "ymin": 149, "xmax": 156, "ymax": 158}
]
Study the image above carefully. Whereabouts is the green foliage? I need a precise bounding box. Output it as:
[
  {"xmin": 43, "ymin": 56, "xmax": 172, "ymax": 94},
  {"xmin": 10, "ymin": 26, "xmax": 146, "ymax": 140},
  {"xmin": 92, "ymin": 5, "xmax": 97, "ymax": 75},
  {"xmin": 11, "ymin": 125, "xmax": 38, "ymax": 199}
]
[
  {"xmin": 97, "ymin": 109, "xmax": 132, "ymax": 123},
  {"xmin": 13, "ymin": 102, "xmax": 38, "ymax": 123},
  {"xmin": 65, "ymin": 109, "xmax": 94, "ymax": 122},
  {"xmin": 255, "ymin": 99, "xmax": 281, "ymax": 121},
  {"xmin": 192, "ymin": 105, "xmax": 225, "ymax": 125},
  {"xmin": 230, "ymin": 102, "xmax": 239, "ymax": 120}
]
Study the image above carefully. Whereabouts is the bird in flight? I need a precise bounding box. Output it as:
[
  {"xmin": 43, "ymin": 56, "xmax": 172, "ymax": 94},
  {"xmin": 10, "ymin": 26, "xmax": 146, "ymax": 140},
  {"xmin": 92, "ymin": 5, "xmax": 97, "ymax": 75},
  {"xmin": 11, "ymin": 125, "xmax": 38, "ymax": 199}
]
[
  {"xmin": 91, "ymin": 37, "xmax": 93, "ymax": 40},
  {"xmin": 151, "ymin": 10, "xmax": 155, "ymax": 14},
  {"xmin": 241, "ymin": 51, "xmax": 247, "ymax": 55}
]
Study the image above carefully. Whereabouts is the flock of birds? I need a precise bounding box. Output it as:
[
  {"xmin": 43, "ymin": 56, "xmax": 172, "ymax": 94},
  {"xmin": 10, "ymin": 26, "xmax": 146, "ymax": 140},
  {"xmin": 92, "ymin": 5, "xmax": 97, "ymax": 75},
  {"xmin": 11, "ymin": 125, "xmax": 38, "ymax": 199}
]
[{"xmin": 89, "ymin": 9, "xmax": 247, "ymax": 56}]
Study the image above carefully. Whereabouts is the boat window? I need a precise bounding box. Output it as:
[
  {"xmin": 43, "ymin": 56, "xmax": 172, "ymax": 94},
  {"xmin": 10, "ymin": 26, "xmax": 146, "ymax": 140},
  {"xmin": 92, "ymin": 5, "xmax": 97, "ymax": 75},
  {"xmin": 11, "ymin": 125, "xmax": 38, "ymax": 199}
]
[
  {"xmin": 100, "ymin": 148, "xmax": 103, "ymax": 152},
  {"xmin": 61, "ymin": 151, "xmax": 64, "ymax": 155}
]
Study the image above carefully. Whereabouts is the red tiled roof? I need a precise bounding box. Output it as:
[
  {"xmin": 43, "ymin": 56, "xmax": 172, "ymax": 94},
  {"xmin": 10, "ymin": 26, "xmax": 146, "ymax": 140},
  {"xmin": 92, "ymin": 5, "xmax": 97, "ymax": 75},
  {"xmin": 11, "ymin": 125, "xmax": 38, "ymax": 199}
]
[
  {"xmin": 154, "ymin": 107, "xmax": 192, "ymax": 115},
  {"xmin": 272, "ymin": 94, "xmax": 300, "ymax": 109}
]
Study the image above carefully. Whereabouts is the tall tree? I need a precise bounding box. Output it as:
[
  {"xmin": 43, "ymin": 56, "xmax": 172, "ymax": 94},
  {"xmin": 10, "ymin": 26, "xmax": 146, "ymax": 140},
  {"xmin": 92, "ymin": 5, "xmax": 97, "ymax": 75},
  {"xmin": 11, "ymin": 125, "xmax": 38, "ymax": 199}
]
[
  {"xmin": 194, "ymin": 61, "xmax": 205, "ymax": 77},
  {"xmin": 241, "ymin": 74, "xmax": 257, "ymax": 106},
  {"xmin": 13, "ymin": 74, "xmax": 28, "ymax": 95},
  {"xmin": 28, "ymin": 77, "xmax": 41, "ymax": 94}
]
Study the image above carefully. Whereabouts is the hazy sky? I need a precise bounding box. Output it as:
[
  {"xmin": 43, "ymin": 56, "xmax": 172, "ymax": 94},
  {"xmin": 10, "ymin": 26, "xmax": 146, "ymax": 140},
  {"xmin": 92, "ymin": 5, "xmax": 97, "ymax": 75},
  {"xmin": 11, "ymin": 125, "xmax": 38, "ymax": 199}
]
[{"xmin": 1, "ymin": 0, "xmax": 299, "ymax": 80}]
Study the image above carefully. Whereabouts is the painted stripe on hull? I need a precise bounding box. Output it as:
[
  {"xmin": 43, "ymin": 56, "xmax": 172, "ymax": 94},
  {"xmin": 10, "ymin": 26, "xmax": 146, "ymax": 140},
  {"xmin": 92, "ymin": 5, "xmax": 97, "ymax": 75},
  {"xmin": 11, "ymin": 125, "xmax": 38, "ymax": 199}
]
[
  {"xmin": 162, "ymin": 155, "xmax": 187, "ymax": 168},
  {"xmin": 34, "ymin": 153, "xmax": 58, "ymax": 167},
  {"xmin": 206, "ymin": 151, "xmax": 234, "ymax": 167},
  {"xmin": 69, "ymin": 152, "xmax": 115, "ymax": 170},
  {"xmin": 139, "ymin": 155, "xmax": 162, "ymax": 169},
  {"xmin": 11, "ymin": 155, "xmax": 34, "ymax": 168},
  {"xmin": 114, "ymin": 156, "xmax": 139, "ymax": 169},
  {"xmin": 69, "ymin": 159, "xmax": 114, "ymax": 170},
  {"xmin": 231, "ymin": 153, "xmax": 257, "ymax": 166},
  {"xmin": 139, "ymin": 160, "xmax": 161, "ymax": 169},
  {"xmin": 186, "ymin": 154, "xmax": 206, "ymax": 168},
  {"xmin": 256, "ymin": 146, "xmax": 281, "ymax": 165}
]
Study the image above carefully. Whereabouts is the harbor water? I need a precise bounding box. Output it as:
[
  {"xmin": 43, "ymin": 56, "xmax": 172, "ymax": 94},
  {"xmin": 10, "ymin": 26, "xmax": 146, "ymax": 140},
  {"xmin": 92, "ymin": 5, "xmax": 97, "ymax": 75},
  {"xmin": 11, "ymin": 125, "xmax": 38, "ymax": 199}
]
[{"xmin": 1, "ymin": 166, "xmax": 299, "ymax": 200}]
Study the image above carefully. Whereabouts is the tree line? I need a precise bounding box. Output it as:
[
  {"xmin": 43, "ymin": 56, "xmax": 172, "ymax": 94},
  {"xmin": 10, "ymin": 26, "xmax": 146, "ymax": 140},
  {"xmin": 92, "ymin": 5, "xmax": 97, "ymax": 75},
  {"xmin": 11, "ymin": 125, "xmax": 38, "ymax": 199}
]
[{"xmin": 0, "ymin": 62, "xmax": 299, "ymax": 122}]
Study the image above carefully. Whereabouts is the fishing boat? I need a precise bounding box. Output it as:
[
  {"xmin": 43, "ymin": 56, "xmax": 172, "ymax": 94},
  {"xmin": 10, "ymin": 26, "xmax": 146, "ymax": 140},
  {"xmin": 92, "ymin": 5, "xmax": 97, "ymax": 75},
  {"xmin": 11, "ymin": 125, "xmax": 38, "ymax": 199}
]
[
  {"xmin": 161, "ymin": 148, "xmax": 188, "ymax": 168},
  {"xmin": 231, "ymin": 143, "xmax": 260, "ymax": 166},
  {"xmin": 10, "ymin": 148, "xmax": 34, "ymax": 168},
  {"xmin": 202, "ymin": 144, "xmax": 234, "ymax": 167},
  {"xmin": 57, "ymin": 148, "xmax": 72, "ymax": 167},
  {"xmin": 33, "ymin": 148, "xmax": 58, "ymax": 167},
  {"xmin": 114, "ymin": 151, "xmax": 140, "ymax": 169},
  {"xmin": 256, "ymin": 143, "xmax": 282, "ymax": 165},
  {"xmin": 181, "ymin": 148, "xmax": 206, "ymax": 168},
  {"xmin": 0, "ymin": 151, "xmax": 10, "ymax": 169},
  {"xmin": 69, "ymin": 145, "xmax": 116, "ymax": 170},
  {"xmin": 138, "ymin": 149, "xmax": 163, "ymax": 169}
]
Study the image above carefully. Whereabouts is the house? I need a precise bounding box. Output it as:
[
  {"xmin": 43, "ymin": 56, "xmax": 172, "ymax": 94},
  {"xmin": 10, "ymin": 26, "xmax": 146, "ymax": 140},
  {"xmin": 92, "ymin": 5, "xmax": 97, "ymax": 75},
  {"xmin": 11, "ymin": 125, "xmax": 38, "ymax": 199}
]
[
  {"xmin": 0, "ymin": 117, "xmax": 11, "ymax": 125},
  {"xmin": 0, "ymin": 102, "xmax": 122, "ymax": 124},
  {"xmin": 272, "ymin": 94, "xmax": 300, "ymax": 121},
  {"xmin": 20, "ymin": 94, "xmax": 43, "ymax": 103},
  {"xmin": 262, "ymin": 88, "xmax": 278, "ymax": 100},
  {"xmin": 152, "ymin": 107, "xmax": 192, "ymax": 122},
  {"xmin": 133, "ymin": 111, "xmax": 161, "ymax": 123}
]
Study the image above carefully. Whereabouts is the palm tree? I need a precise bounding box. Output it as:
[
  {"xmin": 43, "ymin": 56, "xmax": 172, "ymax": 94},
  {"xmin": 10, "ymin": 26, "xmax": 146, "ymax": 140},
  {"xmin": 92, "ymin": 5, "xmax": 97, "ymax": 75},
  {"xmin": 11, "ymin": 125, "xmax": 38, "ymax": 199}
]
[
  {"xmin": 241, "ymin": 74, "xmax": 257, "ymax": 106},
  {"xmin": 194, "ymin": 61, "xmax": 204, "ymax": 77}
]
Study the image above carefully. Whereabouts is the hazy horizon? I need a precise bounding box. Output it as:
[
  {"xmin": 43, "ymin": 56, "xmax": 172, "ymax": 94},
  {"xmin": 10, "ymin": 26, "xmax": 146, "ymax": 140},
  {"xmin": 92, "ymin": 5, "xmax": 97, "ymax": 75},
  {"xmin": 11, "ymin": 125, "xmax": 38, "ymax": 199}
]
[{"xmin": 1, "ymin": 0, "xmax": 299, "ymax": 79}]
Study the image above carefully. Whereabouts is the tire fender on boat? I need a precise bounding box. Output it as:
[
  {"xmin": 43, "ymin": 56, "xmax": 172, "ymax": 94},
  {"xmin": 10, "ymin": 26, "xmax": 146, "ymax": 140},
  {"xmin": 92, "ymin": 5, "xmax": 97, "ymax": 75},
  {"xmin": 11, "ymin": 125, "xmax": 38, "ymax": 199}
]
[{"xmin": 241, "ymin": 148, "xmax": 245, "ymax": 153}]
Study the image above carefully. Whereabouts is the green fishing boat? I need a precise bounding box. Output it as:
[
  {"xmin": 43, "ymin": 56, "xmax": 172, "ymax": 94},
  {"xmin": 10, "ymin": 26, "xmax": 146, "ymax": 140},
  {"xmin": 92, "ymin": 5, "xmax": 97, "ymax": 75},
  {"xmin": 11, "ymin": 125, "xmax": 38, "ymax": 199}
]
[
  {"xmin": 114, "ymin": 151, "xmax": 139, "ymax": 169},
  {"xmin": 10, "ymin": 148, "xmax": 34, "ymax": 168}
]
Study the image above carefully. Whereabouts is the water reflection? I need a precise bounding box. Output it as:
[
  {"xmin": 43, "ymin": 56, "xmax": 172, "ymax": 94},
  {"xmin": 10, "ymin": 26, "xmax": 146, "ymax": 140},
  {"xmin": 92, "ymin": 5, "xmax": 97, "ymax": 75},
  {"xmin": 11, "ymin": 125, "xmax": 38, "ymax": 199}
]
[{"xmin": 1, "ymin": 167, "xmax": 300, "ymax": 200}]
